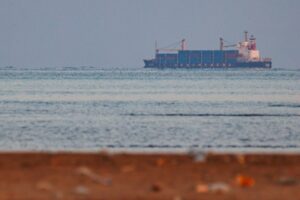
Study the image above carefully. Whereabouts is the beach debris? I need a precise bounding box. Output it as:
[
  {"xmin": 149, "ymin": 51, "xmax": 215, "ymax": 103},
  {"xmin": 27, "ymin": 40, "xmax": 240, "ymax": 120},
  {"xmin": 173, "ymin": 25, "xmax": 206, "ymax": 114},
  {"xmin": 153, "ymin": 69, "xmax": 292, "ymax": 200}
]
[
  {"xmin": 209, "ymin": 182, "xmax": 230, "ymax": 193},
  {"xmin": 36, "ymin": 181, "xmax": 63, "ymax": 199},
  {"xmin": 74, "ymin": 185, "xmax": 90, "ymax": 196},
  {"xmin": 276, "ymin": 176, "xmax": 298, "ymax": 186},
  {"xmin": 36, "ymin": 181, "xmax": 53, "ymax": 191},
  {"xmin": 76, "ymin": 166, "xmax": 112, "ymax": 186},
  {"xmin": 173, "ymin": 196, "xmax": 182, "ymax": 200},
  {"xmin": 54, "ymin": 191, "xmax": 63, "ymax": 200},
  {"xmin": 121, "ymin": 165, "xmax": 135, "ymax": 173},
  {"xmin": 235, "ymin": 175, "xmax": 255, "ymax": 187},
  {"xmin": 150, "ymin": 182, "xmax": 163, "ymax": 192},
  {"xmin": 195, "ymin": 184, "xmax": 209, "ymax": 193},
  {"xmin": 196, "ymin": 182, "xmax": 230, "ymax": 194},
  {"xmin": 156, "ymin": 157, "xmax": 166, "ymax": 167},
  {"xmin": 189, "ymin": 150, "xmax": 207, "ymax": 162},
  {"xmin": 236, "ymin": 154, "xmax": 246, "ymax": 165}
]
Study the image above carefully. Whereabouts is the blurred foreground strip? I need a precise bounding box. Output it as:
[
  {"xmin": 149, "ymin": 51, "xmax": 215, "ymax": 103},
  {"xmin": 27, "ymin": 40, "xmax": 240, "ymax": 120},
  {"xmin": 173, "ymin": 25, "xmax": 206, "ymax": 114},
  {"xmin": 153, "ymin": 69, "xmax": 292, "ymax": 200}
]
[{"xmin": 0, "ymin": 152, "xmax": 299, "ymax": 199}]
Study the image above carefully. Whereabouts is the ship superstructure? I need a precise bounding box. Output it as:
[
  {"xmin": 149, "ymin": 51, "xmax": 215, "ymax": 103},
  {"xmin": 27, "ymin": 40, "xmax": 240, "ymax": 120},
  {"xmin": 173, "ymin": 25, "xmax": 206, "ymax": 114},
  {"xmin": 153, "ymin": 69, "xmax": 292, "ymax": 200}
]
[{"xmin": 144, "ymin": 31, "xmax": 272, "ymax": 68}]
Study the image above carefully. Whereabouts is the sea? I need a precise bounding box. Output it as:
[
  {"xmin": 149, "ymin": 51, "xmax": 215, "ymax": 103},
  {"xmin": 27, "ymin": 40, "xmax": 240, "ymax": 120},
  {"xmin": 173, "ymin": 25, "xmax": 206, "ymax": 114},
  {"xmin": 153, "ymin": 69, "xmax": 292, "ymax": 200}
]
[{"xmin": 0, "ymin": 67, "xmax": 299, "ymax": 152}]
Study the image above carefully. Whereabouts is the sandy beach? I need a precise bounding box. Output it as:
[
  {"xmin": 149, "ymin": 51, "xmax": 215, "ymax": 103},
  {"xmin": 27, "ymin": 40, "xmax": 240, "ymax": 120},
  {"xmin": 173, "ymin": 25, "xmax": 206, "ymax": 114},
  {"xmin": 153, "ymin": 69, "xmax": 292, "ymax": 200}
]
[{"xmin": 0, "ymin": 152, "xmax": 299, "ymax": 200}]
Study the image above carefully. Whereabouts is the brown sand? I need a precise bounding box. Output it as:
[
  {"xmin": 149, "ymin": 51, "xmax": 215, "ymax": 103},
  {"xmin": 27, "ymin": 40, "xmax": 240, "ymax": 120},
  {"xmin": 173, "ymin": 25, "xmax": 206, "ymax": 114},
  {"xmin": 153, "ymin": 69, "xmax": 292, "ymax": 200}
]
[{"xmin": 0, "ymin": 152, "xmax": 299, "ymax": 200}]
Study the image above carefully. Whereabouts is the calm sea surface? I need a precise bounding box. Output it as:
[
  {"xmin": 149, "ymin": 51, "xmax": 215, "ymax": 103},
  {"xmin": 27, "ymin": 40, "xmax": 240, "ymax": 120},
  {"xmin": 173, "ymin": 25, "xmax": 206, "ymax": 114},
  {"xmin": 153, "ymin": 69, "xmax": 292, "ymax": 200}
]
[{"xmin": 0, "ymin": 67, "xmax": 299, "ymax": 151}]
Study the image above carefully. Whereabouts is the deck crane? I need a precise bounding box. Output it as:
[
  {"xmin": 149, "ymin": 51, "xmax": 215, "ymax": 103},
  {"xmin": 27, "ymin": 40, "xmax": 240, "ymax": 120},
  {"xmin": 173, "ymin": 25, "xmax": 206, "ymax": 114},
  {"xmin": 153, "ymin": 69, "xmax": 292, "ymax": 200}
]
[
  {"xmin": 219, "ymin": 37, "xmax": 237, "ymax": 50},
  {"xmin": 156, "ymin": 39, "xmax": 186, "ymax": 53}
]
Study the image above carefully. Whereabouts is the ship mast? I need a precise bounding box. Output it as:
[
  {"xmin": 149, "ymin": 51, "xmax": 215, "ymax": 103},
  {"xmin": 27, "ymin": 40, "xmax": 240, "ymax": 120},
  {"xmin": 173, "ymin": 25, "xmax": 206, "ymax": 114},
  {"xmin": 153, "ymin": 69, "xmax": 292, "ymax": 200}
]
[
  {"xmin": 181, "ymin": 39, "xmax": 186, "ymax": 50},
  {"xmin": 155, "ymin": 40, "xmax": 159, "ymax": 55},
  {"xmin": 219, "ymin": 37, "xmax": 224, "ymax": 50},
  {"xmin": 244, "ymin": 31, "xmax": 248, "ymax": 42}
]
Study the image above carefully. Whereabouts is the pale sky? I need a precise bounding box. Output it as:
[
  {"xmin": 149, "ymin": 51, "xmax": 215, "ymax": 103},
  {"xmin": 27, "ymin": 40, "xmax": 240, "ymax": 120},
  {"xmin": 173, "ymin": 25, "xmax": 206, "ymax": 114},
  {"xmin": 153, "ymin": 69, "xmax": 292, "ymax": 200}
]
[{"xmin": 0, "ymin": 0, "xmax": 299, "ymax": 69}]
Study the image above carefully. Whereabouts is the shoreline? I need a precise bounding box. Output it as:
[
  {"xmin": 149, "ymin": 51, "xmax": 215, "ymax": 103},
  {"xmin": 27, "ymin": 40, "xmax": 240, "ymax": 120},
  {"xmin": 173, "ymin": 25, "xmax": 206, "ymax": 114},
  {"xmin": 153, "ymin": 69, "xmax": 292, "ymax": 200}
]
[
  {"xmin": 1, "ymin": 147, "xmax": 300, "ymax": 153},
  {"xmin": 0, "ymin": 151, "xmax": 300, "ymax": 199}
]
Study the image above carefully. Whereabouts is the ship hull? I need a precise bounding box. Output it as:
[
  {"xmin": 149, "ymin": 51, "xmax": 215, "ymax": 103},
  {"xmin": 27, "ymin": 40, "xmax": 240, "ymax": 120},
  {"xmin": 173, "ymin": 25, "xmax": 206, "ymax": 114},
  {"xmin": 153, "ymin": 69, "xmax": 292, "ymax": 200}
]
[{"xmin": 144, "ymin": 60, "xmax": 272, "ymax": 69}]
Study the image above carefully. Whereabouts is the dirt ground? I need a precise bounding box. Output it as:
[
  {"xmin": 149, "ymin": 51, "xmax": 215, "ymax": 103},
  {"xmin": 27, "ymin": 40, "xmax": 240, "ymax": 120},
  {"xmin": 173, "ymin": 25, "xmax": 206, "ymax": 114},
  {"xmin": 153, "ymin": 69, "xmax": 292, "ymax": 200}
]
[{"xmin": 0, "ymin": 152, "xmax": 299, "ymax": 200}]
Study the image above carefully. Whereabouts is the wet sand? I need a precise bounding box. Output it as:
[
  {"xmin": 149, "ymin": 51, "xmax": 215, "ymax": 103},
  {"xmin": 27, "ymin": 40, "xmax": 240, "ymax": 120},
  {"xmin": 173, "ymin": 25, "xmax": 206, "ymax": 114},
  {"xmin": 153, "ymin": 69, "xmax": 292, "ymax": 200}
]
[{"xmin": 0, "ymin": 152, "xmax": 299, "ymax": 200}]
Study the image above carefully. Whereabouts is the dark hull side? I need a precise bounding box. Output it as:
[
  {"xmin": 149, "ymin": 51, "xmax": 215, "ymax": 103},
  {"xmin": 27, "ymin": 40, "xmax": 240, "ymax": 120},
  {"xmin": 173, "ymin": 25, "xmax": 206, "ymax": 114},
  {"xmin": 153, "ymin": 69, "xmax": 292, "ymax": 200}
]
[{"xmin": 144, "ymin": 60, "xmax": 272, "ymax": 69}]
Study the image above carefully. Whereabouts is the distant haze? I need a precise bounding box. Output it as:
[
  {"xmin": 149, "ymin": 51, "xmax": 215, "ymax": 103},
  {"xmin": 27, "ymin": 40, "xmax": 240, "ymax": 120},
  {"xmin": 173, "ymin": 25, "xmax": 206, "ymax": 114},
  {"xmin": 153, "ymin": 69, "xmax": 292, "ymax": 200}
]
[{"xmin": 0, "ymin": 0, "xmax": 299, "ymax": 69}]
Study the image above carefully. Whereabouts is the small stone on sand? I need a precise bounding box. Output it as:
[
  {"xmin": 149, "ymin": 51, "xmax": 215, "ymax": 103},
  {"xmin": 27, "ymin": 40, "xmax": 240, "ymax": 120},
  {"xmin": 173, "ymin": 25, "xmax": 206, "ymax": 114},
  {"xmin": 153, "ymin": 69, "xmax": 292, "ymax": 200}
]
[
  {"xmin": 151, "ymin": 182, "xmax": 163, "ymax": 192},
  {"xmin": 121, "ymin": 165, "xmax": 135, "ymax": 173},
  {"xmin": 74, "ymin": 185, "xmax": 90, "ymax": 195},
  {"xmin": 195, "ymin": 184, "xmax": 209, "ymax": 193},
  {"xmin": 235, "ymin": 175, "xmax": 255, "ymax": 187},
  {"xmin": 36, "ymin": 181, "xmax": 53, "ymax": 191},
  {"xmin": 277, "ymin": 177, "xmax": 298, "ymax": 186}
]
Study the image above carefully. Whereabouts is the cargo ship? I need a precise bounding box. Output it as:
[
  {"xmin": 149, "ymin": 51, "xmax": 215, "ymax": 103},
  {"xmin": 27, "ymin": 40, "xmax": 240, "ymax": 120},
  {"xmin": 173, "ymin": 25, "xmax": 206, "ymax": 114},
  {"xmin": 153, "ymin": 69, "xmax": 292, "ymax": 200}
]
[{"xmin": 144, "ymin": 31, "xmax": 272, "ymax": 68}]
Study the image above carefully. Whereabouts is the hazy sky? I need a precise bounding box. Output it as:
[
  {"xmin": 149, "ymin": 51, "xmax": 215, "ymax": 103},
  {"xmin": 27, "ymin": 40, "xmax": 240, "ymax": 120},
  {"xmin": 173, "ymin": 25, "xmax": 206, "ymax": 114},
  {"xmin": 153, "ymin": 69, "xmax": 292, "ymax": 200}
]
[{"xmin": 0, "ymin": 0, "xmax": 299, "ymax": 68}]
